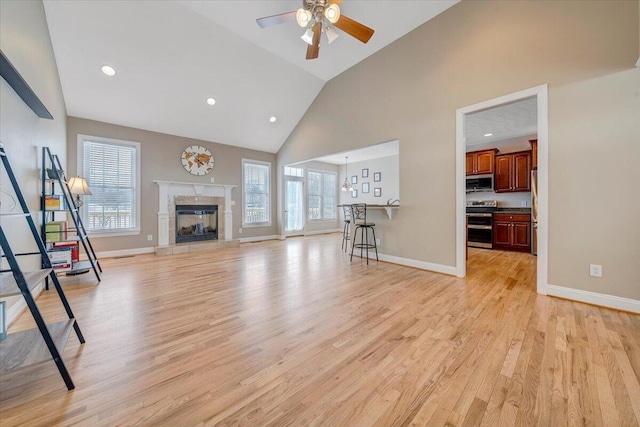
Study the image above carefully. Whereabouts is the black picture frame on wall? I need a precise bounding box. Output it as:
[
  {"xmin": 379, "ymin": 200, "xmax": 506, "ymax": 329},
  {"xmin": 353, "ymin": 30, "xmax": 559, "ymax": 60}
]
[
  {"xmin": 362, "ymin": 168, "xmax": 369, "ymax": 178},
  {"xmin": 373, "ymin": 172, "xmax": 381, "ymax": 182},
  {"xmin": 352, "ymin": 189, "xmax": 358, "ymax": 198},
  {"xmin": 362, "ymin": 182, "xmax": 370, "ymax": 194},
  {"xmin": 351, "ymin": 175, "xmax": 358, "ymax": 184},
  {"xmin": 374, "ymin": 188, "xmax": 382, "ymax": 197}
]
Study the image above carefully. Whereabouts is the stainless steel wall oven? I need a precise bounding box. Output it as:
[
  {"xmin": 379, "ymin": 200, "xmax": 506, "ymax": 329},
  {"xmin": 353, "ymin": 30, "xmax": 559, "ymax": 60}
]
[{"xmin": 466, "ymin": 201, "xmax": 497, "ymax": 249}]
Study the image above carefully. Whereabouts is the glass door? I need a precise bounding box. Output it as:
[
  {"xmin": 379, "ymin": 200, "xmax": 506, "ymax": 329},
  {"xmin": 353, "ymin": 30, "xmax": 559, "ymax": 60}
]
[{"xmin": 285, "ymin": 177, "xmax": 304, "ymax": 235}]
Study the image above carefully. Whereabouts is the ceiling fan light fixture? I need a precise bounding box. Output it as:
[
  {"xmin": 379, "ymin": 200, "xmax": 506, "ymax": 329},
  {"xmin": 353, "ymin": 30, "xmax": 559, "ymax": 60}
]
[
  {"xmin": 301, "ymin": 28, "xmax": 315, "ymax": 45},
  {"xmin": 326, "ymin": 26, "xmax": 339, "ymax": 44},
  {"xmin": 296, "ymin": 8, "xmax": 312, "ymax": 27},
  {"xmin": 324, "ymin": 4, "xmax": 340, "ymax": 24}
]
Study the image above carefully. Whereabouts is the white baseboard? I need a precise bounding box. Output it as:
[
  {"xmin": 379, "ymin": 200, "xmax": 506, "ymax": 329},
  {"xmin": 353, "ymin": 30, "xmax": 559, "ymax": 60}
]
[
  {"xmin": 81, "ymin": 246, "xmax": 155, "ymax": 260},
  {"xmin": 239, "ymin": 235, "xmax": 280, "ymax": 243},
  {"xmin": 6, "ymin": 282, "xmax": 44, "ymax": 326},
  {"xmin": 304, "ymin": 228, "xmax": 341, "ymax": 236},
  {"xmin": 373, "ymin": 253, "xmax": 457, "ymax": 276},
  {"xmin": 547, "ymin": 284, "xmax": 640, "ymax": 314}
]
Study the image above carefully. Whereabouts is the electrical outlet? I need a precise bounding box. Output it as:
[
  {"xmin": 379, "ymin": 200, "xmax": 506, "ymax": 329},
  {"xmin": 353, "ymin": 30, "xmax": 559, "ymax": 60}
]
[
  {"xmin": 589, "ymin": 264, "xmax": 602, "ymax": 277},
  {"xmin": 210, "ymin": 177, "xmax": 215, "ymax": 183},
  {"xmin": 521, "ymin": 200, "xmax": 528, "ymax": 207},
  {"xmin": 239, "ymin": 228, "xmax": 242, "ymax": 234},
  {"xmin": 147, "ymin": 234, "xmax": 153, "ymax": 241},
  {"xmin": 376, "ymin": 238, "xmax": 381, "ymax": 246}
]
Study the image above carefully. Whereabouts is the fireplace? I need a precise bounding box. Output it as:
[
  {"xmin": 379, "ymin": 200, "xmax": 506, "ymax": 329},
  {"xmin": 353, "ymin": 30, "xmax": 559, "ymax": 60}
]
[{"xmin": 175, "ymin": 204, "xmax": 218, "ymax": 243}]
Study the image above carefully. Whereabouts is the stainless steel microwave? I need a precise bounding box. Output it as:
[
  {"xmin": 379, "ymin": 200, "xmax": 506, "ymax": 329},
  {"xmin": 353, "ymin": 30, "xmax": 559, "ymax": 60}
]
[{"xmin": 466, "ymin": 174, "xmax": 494, "ymax": 192}]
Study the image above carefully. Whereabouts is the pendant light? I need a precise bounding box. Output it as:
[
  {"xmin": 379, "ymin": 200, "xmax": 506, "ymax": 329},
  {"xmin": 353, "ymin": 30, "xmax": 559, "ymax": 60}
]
[{"xmin": 341, "ymin": 156, "xmax": 354, "ymax": 192}]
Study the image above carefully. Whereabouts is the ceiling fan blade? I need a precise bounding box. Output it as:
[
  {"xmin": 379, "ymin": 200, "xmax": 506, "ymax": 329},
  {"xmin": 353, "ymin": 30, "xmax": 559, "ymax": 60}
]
[
  {"xmin": 256, "ymin": 11, "xmax": 296, "ymax": 28},
  {"xmin": 334, "ymin": 14, "xmax": 374, "ymax": 43},
  {"xmin": 306, "ymin": 22, "xmax": 322, "ymax": 60}
]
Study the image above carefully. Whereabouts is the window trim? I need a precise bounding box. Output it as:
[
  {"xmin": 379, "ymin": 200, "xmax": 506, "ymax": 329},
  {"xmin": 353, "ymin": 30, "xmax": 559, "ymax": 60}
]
[
  {"xmin": 306, "ymin": 168, "xmax": 337, "ymax": 222},
  {"xmin": 77, "ymin": 134, "xmax": 141, "ymax": 238},
  {"xmin": 242, "ymin": 158, "xmax": 272, "ymax": 228}
]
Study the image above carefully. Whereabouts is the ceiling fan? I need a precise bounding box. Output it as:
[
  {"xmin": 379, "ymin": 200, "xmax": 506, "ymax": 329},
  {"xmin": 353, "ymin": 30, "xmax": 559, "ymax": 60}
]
[{"xmin": 256, "ymin": 0, "xmax": 375, "ymax": 60}]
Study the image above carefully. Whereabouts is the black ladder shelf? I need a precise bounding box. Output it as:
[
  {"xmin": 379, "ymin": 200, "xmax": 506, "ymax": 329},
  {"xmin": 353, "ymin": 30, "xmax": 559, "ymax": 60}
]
[
  {"xmin": 0, "ymin": 142, "xmax": 85, "ymax": 390},
  {"xmin": 41, "ymin": 147, "xmax": 101, "ymax": 282}
]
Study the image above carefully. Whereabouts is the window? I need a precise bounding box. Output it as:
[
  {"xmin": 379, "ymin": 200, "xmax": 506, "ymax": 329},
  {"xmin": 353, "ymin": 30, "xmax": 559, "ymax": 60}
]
[
  {"xmin": 243, "ymin": 159, "xmax": 271, "ymax": 226},
  {"xmin": 77, "ymin": 134, "xmax": 141, "ymax": 236},
  {"xmin": 307, "ymin": 171, "xmax": 336, "ymax": 221},
  {"xmin": 284, "ymin": 166, "xmax": 304, "ymax": 177}
]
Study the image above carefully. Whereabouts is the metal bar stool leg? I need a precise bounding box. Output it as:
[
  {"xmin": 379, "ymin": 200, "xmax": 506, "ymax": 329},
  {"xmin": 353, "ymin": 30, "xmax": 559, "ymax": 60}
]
[
  {"xmin": 350, "ymin": 226, "xmax": 359, "ymax": 262},
  {"xmin": 371, "ymin": 226, "xmax": 379, "ymax": 261}
]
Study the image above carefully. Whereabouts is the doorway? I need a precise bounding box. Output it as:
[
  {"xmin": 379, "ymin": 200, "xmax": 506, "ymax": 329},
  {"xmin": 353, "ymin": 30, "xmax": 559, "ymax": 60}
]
[
  {"xmin": 284, "ymin": 166, "xmax": 305, "ymax": 236},
  {"xmin": 456, "ymin": 85, "xmax": 548, "ymax": 295}
]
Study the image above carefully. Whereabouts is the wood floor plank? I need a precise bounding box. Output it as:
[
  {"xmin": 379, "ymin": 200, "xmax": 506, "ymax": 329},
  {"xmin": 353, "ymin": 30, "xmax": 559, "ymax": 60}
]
[{"xmin": 0, "ymin": 236, "xmax": 638, "ymax": 426}]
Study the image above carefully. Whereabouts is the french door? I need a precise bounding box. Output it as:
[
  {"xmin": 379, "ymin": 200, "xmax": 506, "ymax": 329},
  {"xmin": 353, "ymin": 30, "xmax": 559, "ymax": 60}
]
[{"xmin": 285, "ymin": 177, "xmax": 304, "ymax": 235}]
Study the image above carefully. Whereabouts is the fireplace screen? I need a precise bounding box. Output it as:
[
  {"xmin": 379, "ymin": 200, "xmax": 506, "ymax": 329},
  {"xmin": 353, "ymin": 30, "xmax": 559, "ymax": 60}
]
[{"xmin": 175, "ymin": 204, "xmax": 218, "ymax": 243}]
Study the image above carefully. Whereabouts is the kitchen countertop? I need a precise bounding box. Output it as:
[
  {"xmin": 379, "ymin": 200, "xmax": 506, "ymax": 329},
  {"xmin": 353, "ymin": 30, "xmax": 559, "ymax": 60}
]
[{"xmin": 494, "ymin": 208, "xmax": 531, "ymax": 214}]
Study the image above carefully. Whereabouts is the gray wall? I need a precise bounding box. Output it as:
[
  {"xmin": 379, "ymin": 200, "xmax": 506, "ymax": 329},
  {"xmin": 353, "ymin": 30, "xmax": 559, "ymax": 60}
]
[
  {"xmin": 66, "ymin": 117, "xmax": 277, "ymax": 252},
  {"xmin": 277, "ymin": 1, "xmax": 640, "ymax": 300},
  {"xmin": 0, "ymin": 0, "xmax": 68, "ymax": 315}
]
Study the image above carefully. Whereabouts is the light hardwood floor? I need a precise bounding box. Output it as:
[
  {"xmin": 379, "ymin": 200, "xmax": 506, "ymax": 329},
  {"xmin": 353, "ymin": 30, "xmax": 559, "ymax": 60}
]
[{"xmin": 1, "ymin": 234, "xmax": 639, "ymax": 426}]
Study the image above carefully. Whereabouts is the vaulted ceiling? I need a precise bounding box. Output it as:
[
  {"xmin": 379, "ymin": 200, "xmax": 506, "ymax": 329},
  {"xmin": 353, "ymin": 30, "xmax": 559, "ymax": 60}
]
[{"xmin": 44, "ymin": 1, "xmax": 459, "ymax": 153}]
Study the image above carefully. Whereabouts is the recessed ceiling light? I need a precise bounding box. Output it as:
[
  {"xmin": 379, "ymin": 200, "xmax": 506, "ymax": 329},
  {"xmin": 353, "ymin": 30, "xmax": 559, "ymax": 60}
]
[
  {"xmin": 484, "ymin": 133, "xmax": 493, "ymax": 137},
  {"xmin": 269, "ymin": 116, "xmax": 277, "ymax": 123},
  {"xmin": 101, "ymin": 65, "xmax": 116, "ymax": 76},
  {"xmin": 206, "ymin": 98, "xmax": 216, "ymax": 106}
]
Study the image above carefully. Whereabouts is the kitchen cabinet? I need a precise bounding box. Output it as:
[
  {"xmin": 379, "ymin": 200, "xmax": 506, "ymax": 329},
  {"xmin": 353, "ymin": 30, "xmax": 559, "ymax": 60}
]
[
  {"xmin": 495, "ymin": 151, "xmax": 532, "ymax": 192},
  {"xmin": 529, "ymin": 139, "xmax": 538, "ymax": 170},
  {"xmin": 493, "ymin": 213, "xmax": 531, "ymax": 252},
  {"xmin": 466, "ymin": 149, "xmax": 498, "ymax": 175}
]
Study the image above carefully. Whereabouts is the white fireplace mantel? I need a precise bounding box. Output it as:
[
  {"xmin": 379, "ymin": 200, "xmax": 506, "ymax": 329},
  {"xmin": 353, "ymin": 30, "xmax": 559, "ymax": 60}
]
[{"xmin": 154, "ymin": 180, "xmax": 236, "ymax": 246}]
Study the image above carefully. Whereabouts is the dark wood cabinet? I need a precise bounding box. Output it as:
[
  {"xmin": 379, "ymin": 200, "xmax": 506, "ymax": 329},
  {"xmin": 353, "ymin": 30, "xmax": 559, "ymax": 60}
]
[
  {"xmin": 466, "ymin": 149, "xmax": 498, "ymax": 175},
  {"xmin": 495, "ymin": 151, "xmax": 531, "ymax": 192},
  {"xmin": 493, "ymin": 213, "xmax": 531, "ymax": 252}
]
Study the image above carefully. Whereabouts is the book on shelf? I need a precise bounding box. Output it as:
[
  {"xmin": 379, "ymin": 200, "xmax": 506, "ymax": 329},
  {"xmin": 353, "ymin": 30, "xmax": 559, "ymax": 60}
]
[
  {"xmin": 45, "ymin": 221, "xmax": 67, "ymax": 243},
  {"xmin": 47, "ymin": 247, "xmax": 72, "ymax": 272},
  {"xmin": 44, "ymin": 195, "xmax": 65, "ymax": 210},
  {"xmin": 53, "ymin": 241, "xmax": 79, "ymax": 262}
]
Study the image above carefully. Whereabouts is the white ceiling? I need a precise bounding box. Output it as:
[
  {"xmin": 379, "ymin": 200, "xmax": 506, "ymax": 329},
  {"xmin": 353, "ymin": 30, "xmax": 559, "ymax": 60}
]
[
  {"xmin": 43, "ymin": 1, "xmax": 459, "ymax": 153},
  {"xmin": 465, "ymin": 97, "xmax": 538, "ymax": 146},
  {"xmin": 309, "ymin": 139, "xmax": 399, "ymax": 165}
]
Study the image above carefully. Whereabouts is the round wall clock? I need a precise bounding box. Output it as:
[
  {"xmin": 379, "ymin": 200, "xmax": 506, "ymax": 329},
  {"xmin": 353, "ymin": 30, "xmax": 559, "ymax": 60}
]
[{"xmin": 181, "ymin": 145, "xmax": 214, "ymax": 176}]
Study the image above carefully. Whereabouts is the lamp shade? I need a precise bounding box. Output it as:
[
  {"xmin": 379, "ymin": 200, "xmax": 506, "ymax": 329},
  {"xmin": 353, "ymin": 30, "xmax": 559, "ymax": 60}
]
[
  {"xmin": 301, "ymin": 28, "xmax": 315, "ymax": 45},
  {"xmin": 68, "ymin": 177, "xmax": 92, "ymax": 195},
  {"xmin": 324, "ymin": 4, "xmax": 340, "ymax": 24},
  {"xmin": 326, "ymin": 26, "xmax": 339, "ymax": 44},
  {"xmin": 296, "ymin": 8, "xmax": 312, "ymax": 27}
]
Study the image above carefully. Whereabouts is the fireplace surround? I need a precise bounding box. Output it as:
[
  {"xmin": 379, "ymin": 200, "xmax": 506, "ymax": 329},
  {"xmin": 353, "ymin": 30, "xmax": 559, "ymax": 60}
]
[{"xmin": 154, "ymin": 181, "xmax": 239, "ymax": 255}]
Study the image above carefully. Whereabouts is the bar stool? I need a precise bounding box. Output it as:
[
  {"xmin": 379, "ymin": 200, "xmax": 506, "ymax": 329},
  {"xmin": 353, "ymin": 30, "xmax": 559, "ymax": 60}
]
[
  {"xmin": 341, "ymin": 205, "xmax": 351, "ymax": 252},
  {"xmin": 350, "ymin": 203, "xmax": 379, "ymax": 264}
]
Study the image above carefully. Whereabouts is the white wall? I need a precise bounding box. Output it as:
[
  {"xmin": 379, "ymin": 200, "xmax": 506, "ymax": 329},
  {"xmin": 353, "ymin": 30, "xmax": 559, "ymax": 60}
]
[
  {"xmin": 339, "ymin": 155, "xmax": 400, "ymax": 206},
  {"xmin": 1, "ymin": 0, "xmax": 68, "ymax": 322}
]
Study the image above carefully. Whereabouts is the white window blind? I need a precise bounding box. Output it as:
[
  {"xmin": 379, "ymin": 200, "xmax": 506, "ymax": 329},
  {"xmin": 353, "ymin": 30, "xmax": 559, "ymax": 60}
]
[
  {"xmin": 81, "ymin": 137, "xmax": 140, "ymax": 234},
  {"xmin": 243, "ymin": 160, "xmax": 270, "ymax": 225},
  {"xmin": 307, "ymin": 171, "xmax": 336, "ymax": 221}
]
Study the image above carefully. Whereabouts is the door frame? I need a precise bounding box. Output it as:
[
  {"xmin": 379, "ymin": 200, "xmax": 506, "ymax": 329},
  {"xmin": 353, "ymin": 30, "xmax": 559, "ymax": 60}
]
[{"xmin": 455, "ymin": 84, "xmax": 549, "ymax": 295}]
